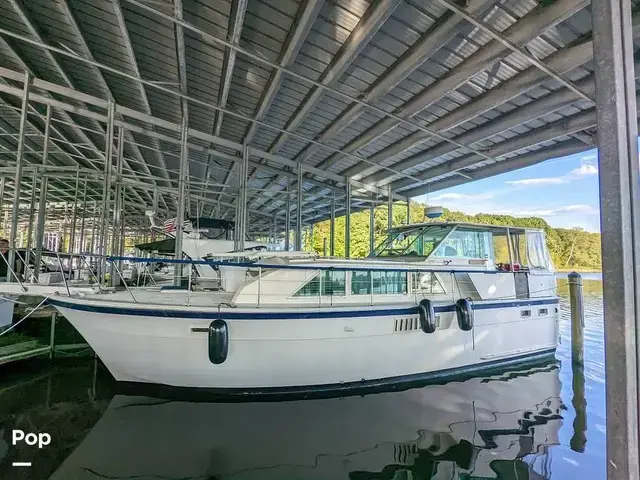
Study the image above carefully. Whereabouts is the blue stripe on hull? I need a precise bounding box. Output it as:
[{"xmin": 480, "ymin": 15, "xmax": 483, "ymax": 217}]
[
  {"xmin": 115, "ymin": 348, "xmax": 559, "ymax": 402},
  {"xmin": 47, "ymin": 297, "xmax": 559, "ymax": 320}
]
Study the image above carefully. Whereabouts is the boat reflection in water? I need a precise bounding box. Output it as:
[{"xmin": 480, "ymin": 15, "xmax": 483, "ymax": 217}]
[{"xmin": 50, "ymin": 362, "xmax": 563, "ymax": 480}]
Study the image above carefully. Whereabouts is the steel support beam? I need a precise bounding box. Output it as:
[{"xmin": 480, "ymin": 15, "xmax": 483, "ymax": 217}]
[
  {"xmin": 295, "ymin": 162, "xmax": 303, "ymax": 251},
  {"xmin": 369, "ymin": 204, "xmax": 375, "ymax": 256},
  {"xmin": 213, "ymin": 0, "xmax": 247, "ymax": 137},
  {"xmin": 284, "ymin": 179, "xmax": 291, "ymax": 251},
  {"xmin": 387, "ymin": 184, "xmax": 393, "ymax": 232},
  {"xmin": 174, "ymin": 117, "xmax": 189, "ymax": 284},
  {"xmin": 330, "ymin": 190, "xmax": 335, "ymax": 257},
  {"xmin": 593, "ymin": 0, "xmax": 640, "ymax": 478},
  {"xmin": 7, "ymin": 71, "xmax": 31, "ymax": 281},
  {"xmin": 345, "ymin": 181, "xmax": 351, "ymax": 258},
  {"xmin": 34, "ymin": 104, "xmax": 51, "ymax": 280}
]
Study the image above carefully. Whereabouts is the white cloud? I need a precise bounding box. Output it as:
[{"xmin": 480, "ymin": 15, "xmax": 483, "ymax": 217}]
[
  {"xmin": 505, "ymin": 177, "xmax": 567, "ymax": 186},
  {"xmin": 570, "ymin": 164, "xmax": 598, "ymax": 177},
  {"xmin": 430, "ymin": 192, "xmax": 495, "ymax": 201},
  {"xmin": 505, "ymin": 163, "xmax": 598, "ymax": 188},
  {"xmin": 500, "ymin": 204, "xmax": 598, "ymax": 217}
]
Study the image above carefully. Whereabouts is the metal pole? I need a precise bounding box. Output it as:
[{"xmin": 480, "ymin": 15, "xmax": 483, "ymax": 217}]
[
  {"xmin": 69, "ymin": 170, "xmax": 80, "ymax": 254},
  {"xmin": 369, "ymin": 203, "xmax": 375, "ymax": 256},
  {"xmin": 592, "ymin": 0, "xmax": 640, "ymax": 477},
  {"xmin": 406, "ymin": 198, "xmax": 411, "ymax": 224},
  {"xmin": 99, "ymin": 102, "xmax": 115, "ymax": 283},
  {"xmin": 174, "ymin": 114, "xmax": 189, "ymax": 285},
  {"xmin": 345, "ymin": 181, "xmax": 351, "ymax": 258},
  {"xmin": 284, "ymin": 178, "xmax": 290, "ymax": 251},
  {"xmin": 323, "ymin": 237, "xmax": 327, "ymax": 257},
  {"xmin": 111, "ymin": 127, "xmax": 125, "ymax": 286},
  {"xmin": 0, "ymin": 177, "xmax": 5, "ymax": 236},
  {"xmin": 330, "ymin": 189, "xmax": 335, "ymax": 257},
  {"xmin": 25, "ymin": 174, "xmax": 37, "ymax": 278},
  {"xmin": 8, "ymin": 71, "xmax": 31, "ymax": 281},
  {"xmin": 78, "ymin": 178, "xmax": 88, "ymax": 255},
  {"xmin": 387, "ymin": 184, "xmax": 393, "ymax": 233},
  {"xmin": 238, "ymin": 143, "xmax": 248, "ymax": 251},
  {"xmin": 295, "ymin": 162, "xmax": 302, "ymax": 250},
  {"xmin": 34, "ymin": 105, "xmax": 51, "ymax": 281}
]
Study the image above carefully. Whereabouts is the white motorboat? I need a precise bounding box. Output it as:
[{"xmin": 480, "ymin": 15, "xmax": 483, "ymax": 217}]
[
  {"xmin": 48, "ymin": 222, "xmax": 560, "ymax": 393},
  {"xmin": 49, "ymin": 363, "xmax": 562, "ymax": 479}
]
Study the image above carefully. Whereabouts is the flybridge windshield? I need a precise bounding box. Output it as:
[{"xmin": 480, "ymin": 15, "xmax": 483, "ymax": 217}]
[{"xmin": 371, "ymin": 226, "xmax": 453, "ymax": 257}]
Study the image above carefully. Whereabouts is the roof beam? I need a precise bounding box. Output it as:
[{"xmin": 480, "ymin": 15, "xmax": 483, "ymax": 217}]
[
  {"xmin": 292, "ymin": 0, "xmax": 494, "ymax": 169},
  {"xmin": 242, "ymin": 0, "xmax": 402, "ymax": 212},
  {"xmin": 401, "ymin": 139, "xmax": 592, "ymax": 198},
  {"xmin": 234, "ymin": 0, "xmax": 322, "ymax": 203},
  {"xmin": 5, "ymin": 0, "xmax": 149, "ymax": 206},
  {"xmin": 58, "ymin": 0, "xmax": 155, "ymax": 206},
  {"xmin": 109, "ymin": 0, "xmax": 174, "ymax": 193},
  {"xmin": 213, "ymin": 0, "xmax": 247, "ymax": 137},
  {"xmin": 266, "ymin": 0, "xmax": 402, "ymax": 155},
  {"xmin": 313, "ymin": 0, "xmax": 589, "ymax": 173}
]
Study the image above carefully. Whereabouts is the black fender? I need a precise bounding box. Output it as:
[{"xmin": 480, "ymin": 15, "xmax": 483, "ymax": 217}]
[
  {"xmin": 455, "ymin": 298, "xmax": 474, "ymax": 331},
  {"xmin": 208, "ymin": 319, "xmax": 229, "ymax": 364},
  {"xmin": 417, "ymin": 298, "xmax": 436, "ymax": 334}
]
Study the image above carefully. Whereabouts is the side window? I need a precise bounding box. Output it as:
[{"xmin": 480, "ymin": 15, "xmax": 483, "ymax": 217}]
[
  {"xmin": 294, "ymin": 270, "xmax": 346, "ymax": 296},
  {"xmin": 372, "ymin": 271, "xmax": 407, "ymax": 295},
  {"xmin": 411, "ymin": 272, "xmax": 445, "ymax": 294},
  {"xmin": 351, "ymin": 271, "xmax": 371, "ymax": 294}
]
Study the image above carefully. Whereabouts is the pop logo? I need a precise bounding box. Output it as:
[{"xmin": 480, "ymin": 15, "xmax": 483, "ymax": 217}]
[{"xmin": 12, "ymin": 430, "xmax": 51, "ymax": 449}]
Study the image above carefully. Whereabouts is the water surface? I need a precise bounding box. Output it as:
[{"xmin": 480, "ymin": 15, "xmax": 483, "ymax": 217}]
[{"xmin": 0, "ymin": 280, "xmax": 605, "ymax": 479}]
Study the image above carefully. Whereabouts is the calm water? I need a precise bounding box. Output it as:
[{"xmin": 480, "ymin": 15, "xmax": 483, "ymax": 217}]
[{"xmin": 0, "ymin": 279, "xmax": 605, "ymax": 479}]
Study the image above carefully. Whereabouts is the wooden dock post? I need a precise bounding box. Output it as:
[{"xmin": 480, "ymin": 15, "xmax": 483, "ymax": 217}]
[
  {"xmin": 49, "ymin": 311, "xmax": 56, "ymax": 360},
  {"xmin": 568, "ymin": 272, "xmax": 584, "ymax": 364}
]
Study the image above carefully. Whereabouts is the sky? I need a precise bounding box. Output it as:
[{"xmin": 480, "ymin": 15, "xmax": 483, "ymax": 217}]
[{"xmin": 414, "ymin": 148, "xmax": 602, "ymax": 232}]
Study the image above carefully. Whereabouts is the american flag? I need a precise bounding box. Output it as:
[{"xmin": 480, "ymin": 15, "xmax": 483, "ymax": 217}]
[{"xmin": 162, "ymin": 217, "xmax": 191, "ymax": 233}]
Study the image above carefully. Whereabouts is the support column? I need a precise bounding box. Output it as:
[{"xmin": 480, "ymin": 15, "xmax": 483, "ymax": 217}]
[
  {"xmin": 387, "ymin": 184, "xmax": 393, "ymax": 233},
  {"xmin": 593, "ymin": 1, "xmax": 640, "ymax": 478},
  {"xmin": 406, "ymin": 198, "xmax": 411, "ymax": 224},
  {"xmin": 175, "ymin": 115, "xmax": 189, "ymax": 284},
  {"xmin": 235, "ymin": 143, "xmax": 249, "ymax": 252},
  {"xmin": 369, "ymin": 202, "xmax": 375, "ymax": 256},
  {"xmin": 330, "ymin": 189, "xmax": 335, "ymax": 257},
  {"xmin": 25, "ymin": 174, "xmax": 37, "ymax": 256},
  {"xmin": 284, "ymin": 178, "xmax": 290, "ymax": 251},
  {"xmin": 295, "ymin": 162, "xmax": 303, "ymax": 250},
  {"xmin": 8, "ymin": 71, "xmax": 31, "ymax": 281},
  {"xmin": 34, "ymin": 105, "xmax": 51, "ymax": 280},
  {"xmin": 78, "ymin": 178, "xmax": 88, "ymax": 255},
  {"xmin": 345, "ymin": 182, "xmax": 351, "ymax": 258},
  {"xmin": 111, "ymin": 127, "xmax": 125, "ymax": 286},
  {"xmin": 99, "ymin": 102, "xmax": 115, "ymax": 282},
  {"xmin": 69, "ymin": 170, "xmax": 80, "ymax": 254}
]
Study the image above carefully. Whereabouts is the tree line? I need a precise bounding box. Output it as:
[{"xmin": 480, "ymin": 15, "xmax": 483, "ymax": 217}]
[{"xmin": 306, "ymin": 202, "xmax": 601, "ymax": 271}]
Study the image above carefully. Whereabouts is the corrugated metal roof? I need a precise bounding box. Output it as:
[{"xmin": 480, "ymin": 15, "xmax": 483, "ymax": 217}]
[{"xmin": 0, "ymin": 0, "xmax": 636, "ymax": 229}]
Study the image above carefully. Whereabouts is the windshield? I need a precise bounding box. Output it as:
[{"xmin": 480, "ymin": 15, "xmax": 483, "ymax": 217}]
[{"xmin": 372, "ymin": 226, "xmax": 452, "ymax": 257}]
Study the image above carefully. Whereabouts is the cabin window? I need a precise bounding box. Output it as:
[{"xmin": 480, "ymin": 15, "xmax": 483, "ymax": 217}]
[
  {"xmin": 411, "ymin": 272, "xmax": 445, "ymax": 294},
  {"xmin": 433, "ymin": 229, "xmax": 492, "ymax": 260},
  {"xmin": 372, "ymin": 271, "xmax": 407, "ymax": 295},
  {"xmin": 350, "ymin": 271, "xmax": 408, "ymax": 295},
  {"xmin": 293, "ymin": 270, "xmax": 346, "ymax": 296},
  {"xmin": 351, "ymin": 271, "xmax": 372, "ymax": 295}
]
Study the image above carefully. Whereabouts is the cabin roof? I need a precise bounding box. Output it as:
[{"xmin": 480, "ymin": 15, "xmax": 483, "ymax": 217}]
[{"xmin": 389, "ymin": 222, "xmax": 543, "ymax": 234}]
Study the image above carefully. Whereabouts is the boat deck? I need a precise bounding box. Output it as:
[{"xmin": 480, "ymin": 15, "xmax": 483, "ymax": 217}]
[{"xmin": 79, "ymin": 288, "xmax": 237, "ymax": 308}]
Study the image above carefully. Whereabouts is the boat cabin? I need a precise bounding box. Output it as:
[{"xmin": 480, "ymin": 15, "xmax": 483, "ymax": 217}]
[{"xmin": 371, "ymin": 222, "xmax": 554, "ymax": 273}]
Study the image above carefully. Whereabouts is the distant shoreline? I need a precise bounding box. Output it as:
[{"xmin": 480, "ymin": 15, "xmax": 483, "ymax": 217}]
[{"xmin": 555, "ymin": 269, "xmax": 601, "ymax": 274}]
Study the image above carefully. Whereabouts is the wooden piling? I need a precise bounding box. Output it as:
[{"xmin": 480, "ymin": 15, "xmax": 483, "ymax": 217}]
[{"xmin": 568, "ymin": 271, "xmax": 584, "ymax": 364}]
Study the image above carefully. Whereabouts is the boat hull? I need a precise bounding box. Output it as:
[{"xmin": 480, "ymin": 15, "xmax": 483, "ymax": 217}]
[{"xmin": 49, "ymin": 297, "xmax": 559, "ymax": 392}]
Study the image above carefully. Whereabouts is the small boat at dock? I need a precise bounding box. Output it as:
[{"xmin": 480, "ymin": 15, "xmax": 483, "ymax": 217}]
[{"xmin": 47, "ymin": 221, "xmax": 560, "ymax": 394}]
